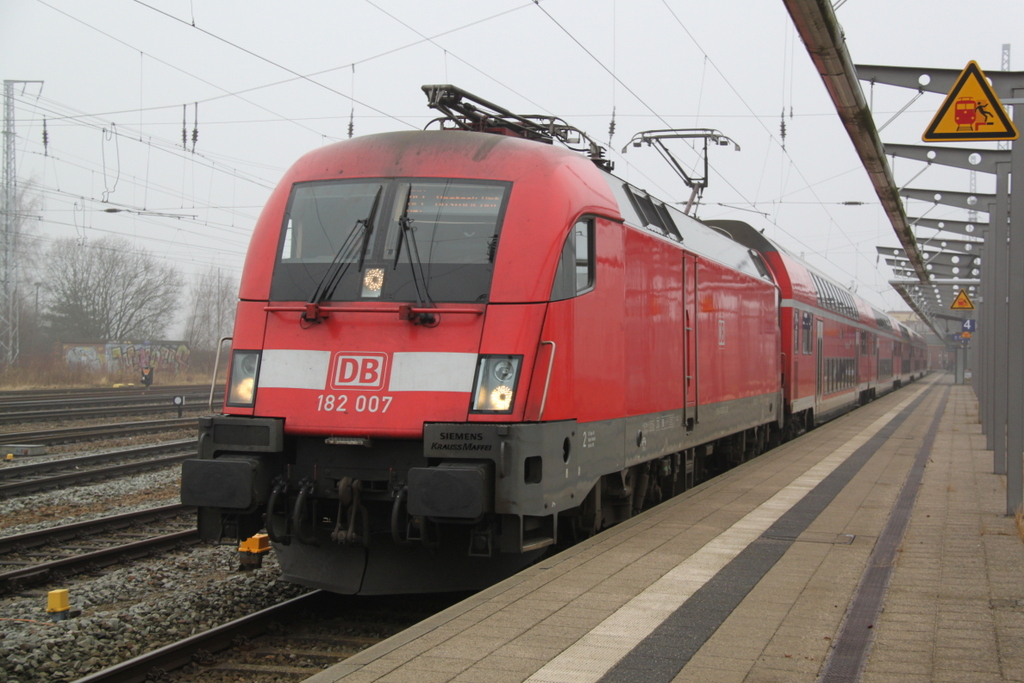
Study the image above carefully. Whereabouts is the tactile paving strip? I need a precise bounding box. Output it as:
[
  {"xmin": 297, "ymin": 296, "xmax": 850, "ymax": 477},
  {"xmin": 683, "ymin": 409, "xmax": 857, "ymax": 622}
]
[
  {"xmin": 524, "ymin": 383, "xmax": 939, "ymax": 683},
  {"xmin": 817, "ymin": 385, "xmax": 951, "ymax": 682}
]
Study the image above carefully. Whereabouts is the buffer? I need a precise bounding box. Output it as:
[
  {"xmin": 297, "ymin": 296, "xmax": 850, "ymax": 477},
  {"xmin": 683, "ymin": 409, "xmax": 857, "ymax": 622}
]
[{"xmin": 922, "ymin": 61, "xmax": 1019, "ymax": 142}]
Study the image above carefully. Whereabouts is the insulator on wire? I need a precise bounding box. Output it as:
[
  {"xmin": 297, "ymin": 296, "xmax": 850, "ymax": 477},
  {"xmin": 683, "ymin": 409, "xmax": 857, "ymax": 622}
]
[
  {"xmin": 779, "ymin": 108, "xmax": 787, "ymax": 150},
  {"xmin": 182, "ymin": 104, "xmax": 188, "ymax": 148},
  {"xmin": 191, "ymin": 102, "xmax": 199, "ymax": 152},
  {"xmin": 608, "ymin": 106, "xmax": 617, "ymax": 144},
  {"xmin": 348, "ymin": 64, "xmax": 356, "ymax": 139},
  {"xmin": 42, "ymin": 118, "xmax": 49, "ymax": 156}
]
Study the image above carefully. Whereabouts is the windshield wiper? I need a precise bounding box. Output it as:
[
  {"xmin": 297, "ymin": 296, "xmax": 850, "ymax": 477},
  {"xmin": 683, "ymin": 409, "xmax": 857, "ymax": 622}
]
[
  {"xmin": 392, "ymin": 186, "xmax": 437, "ymax": 325},
  {"xmin": 302, "ymin": 186, "xmax": 383, "ymax": 323}
]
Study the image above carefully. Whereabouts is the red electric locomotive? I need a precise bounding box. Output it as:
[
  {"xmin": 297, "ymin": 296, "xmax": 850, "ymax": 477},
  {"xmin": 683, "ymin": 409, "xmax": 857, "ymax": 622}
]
[{"xmin": 181, "ymin": 85, "xmax": 923, "ymax": 595}]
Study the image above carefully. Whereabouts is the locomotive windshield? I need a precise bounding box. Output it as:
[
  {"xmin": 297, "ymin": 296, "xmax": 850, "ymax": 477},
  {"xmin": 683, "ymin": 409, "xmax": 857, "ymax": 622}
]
[{"xmin": 270, "ymin": 178, "xmax": 510, "ymax": 303}]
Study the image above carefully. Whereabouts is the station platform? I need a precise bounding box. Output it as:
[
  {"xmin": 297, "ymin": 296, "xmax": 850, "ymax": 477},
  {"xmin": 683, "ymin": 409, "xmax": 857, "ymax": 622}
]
[{"xmin": 306, "ymin": 375, "xmax": 1024, "ymax": 683}]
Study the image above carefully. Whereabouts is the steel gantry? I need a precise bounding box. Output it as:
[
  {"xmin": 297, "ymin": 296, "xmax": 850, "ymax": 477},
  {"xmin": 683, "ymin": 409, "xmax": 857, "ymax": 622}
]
[
  {"xmin": 782, "ymin": 1, "xmax": 1024, "ymax": 515},
  {"xmin": 779, "ymin": 0, "xmax": 929, "ymax": 284}
]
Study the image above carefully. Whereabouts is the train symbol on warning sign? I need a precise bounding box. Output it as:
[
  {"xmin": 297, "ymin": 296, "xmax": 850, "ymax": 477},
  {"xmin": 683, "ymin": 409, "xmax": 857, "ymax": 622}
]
[{"xmin": 954, "ymin": 97, "xmax": 994, "ymax": 132}]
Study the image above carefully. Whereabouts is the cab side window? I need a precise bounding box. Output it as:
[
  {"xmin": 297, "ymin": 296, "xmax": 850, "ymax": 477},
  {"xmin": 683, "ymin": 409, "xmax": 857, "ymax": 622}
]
[{"xmin": 551, "ymin": 219, "xmax": 595, "ymax": 301}]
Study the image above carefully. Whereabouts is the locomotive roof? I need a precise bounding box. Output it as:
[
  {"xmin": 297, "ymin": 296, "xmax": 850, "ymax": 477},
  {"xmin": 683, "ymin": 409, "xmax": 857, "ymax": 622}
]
[
  {"xmin": 697, "ymin": 216, "xmax": 925, "ymax": 338},
  {"xmin": 247, "ymin": 130, "xmax": 772, "ymax": 288},
  {"xmin": 598, "ymin": 172, "xmax": 772, "ymax": 283}
]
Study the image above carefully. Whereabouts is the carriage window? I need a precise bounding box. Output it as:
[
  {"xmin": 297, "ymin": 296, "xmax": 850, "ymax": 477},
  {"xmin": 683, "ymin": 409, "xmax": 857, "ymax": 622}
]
[
  {"xmin": 551, "ymin": 219, "xmax": 595, "ymax": 301},
  {"xmin": 802, "ymin": 313, "xmax": 813, "ymax": 354}
]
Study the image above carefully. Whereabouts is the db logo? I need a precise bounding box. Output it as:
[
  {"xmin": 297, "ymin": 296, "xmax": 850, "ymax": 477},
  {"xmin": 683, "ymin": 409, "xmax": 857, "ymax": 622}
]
[{"xmin": 330, "ymin": 353, "xmax": 387, "ymax": 390}]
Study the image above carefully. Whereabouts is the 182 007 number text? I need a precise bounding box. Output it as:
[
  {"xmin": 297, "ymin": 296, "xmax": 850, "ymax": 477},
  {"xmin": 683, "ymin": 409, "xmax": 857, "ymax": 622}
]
[{"xmin": 315, "ymin": 394, "xmax": 393, "ymax": 413}]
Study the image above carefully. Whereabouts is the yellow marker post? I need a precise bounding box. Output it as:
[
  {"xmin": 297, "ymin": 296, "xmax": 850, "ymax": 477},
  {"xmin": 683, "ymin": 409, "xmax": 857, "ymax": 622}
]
[
  {"xmin": 47, "ymin": 589, "xmax": 70, "ymax": 621},
  {"xmin": 238, "ymin": 533, "xmax": 271, "ymax": 570}
]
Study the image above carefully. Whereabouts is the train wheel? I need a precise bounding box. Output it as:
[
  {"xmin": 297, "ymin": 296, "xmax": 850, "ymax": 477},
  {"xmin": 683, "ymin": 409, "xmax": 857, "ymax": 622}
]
[
  {"xmin": 601, "ymin": 469, "xmax": 635, "ymax": 527},
  {"xmin": 570, "ymin": 484, "xmax": 602, "ymax": 540}
]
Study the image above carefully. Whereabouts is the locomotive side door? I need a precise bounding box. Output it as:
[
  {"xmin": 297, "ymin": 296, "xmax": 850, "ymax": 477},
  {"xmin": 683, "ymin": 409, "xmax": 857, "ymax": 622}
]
[{"xmin": 683, "ymin": 252, "xmax": 698, "ymax": 431}]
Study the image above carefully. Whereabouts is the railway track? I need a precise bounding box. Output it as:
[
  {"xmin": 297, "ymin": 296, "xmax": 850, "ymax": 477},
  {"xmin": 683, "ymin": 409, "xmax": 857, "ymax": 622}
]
[
  {"xmin": 0, "ymin": 504, "xmax": 198, "ymax": 594},
  {"xmin": 0, "ymin": 441, "xmax": 194, "ymax": 498},
  {"xmin": 0, "ymin": 384, "xmax": 211, "ymax": 406},
  {"xmin": 0, "ymin": 397, "xmax": 210, "ymax": 426},
  {"xmin": 0, "ymin": 418, "xmax": 197, "ymax": 449},
  {"xmin": 0, "ymin": 385, "xmax": 222, "ymax": 426},
  {"xmin": 74, "ymin": 591, "xmax": 463, "ymax": 683}
]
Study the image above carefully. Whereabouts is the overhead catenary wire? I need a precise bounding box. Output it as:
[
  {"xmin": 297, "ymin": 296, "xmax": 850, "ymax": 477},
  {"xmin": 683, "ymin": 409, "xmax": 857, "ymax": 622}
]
[
  {"xmin": 364, "ymin": 0, "xmax": 552, "ymax": 115},
  {"xmin": 132, "ymin": 0, "xmax": 419, "ymax": 131},
  {"xmin": 19, "ymin": 2, "xmax": 906, "ymax": 311},
  {"xmin": 530, "ymin": 0, "xmax": 872, "ymax": 295},
  {"xmin": 655, "ymin": 0, "xmax": 885, "ymax": 300},
  {"xmin": 34, "ymin": 0, "xmax": 332, "ymax": 141},
  {"xmin": 16, "ymin": 93, "xmax": 280, "ymax": 188}
]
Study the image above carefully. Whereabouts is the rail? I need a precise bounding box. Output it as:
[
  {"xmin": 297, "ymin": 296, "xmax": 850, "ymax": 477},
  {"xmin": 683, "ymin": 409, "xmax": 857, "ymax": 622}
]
[
  {"xmin": 0, "ymin": 442, "xmax": 194, "ymax": 498},
  {"xmin": 0, "ymin": 529, "xmax": 198, "ymax": 595},
  {"xmin": 0, "ymin": 397, "xmax": 210, "ymax": 426},
  {"xmin": 73, "ymin": 591, "xmax": 323, "ymax": 683},
  {"xmin": 0, "ymin": 418, "xmax": 197, "ymax": 447},
  {"xmin": 0, "ymin": 503, "xmax": 192, "ymax": 555}
]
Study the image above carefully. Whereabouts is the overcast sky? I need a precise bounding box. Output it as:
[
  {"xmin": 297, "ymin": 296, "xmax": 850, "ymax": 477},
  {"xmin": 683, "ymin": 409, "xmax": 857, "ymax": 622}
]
[{"xmin": 3, "ymin": 0, "xmax": 1022, "ymax": 317}]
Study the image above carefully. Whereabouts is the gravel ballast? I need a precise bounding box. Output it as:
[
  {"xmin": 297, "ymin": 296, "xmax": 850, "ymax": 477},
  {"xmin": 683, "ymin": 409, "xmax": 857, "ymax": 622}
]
[
  {"xmin": 0, "ymin": 465, "xmax": 306, "ymax": 683},
  {"xmin": 0, "ymin": 543, "xmax": 305, "ymax": 682}
]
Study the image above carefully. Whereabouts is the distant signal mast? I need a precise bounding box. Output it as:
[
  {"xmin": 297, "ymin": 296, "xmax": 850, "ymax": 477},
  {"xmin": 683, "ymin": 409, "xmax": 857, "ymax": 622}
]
[{"xmin": 2, "ymin": 80, "xmax": 44, "ymax": 370}]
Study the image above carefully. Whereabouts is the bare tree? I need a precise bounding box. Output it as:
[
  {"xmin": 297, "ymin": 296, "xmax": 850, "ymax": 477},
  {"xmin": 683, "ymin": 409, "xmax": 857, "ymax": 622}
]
[
  {"xmin": 42, "ymin": 236, "xmax": 183, "ymax": 341},
  {"xmin": 183, "ymin": 266, "xmax": 237, "ymax": 352}
]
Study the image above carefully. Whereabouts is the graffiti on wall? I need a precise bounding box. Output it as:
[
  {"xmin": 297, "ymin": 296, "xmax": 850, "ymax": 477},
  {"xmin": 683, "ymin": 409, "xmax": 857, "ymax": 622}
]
[
  {"xmin": 64, "ymin": 345, "xmax": 105, "ymax": 372},
  {"xmin": 63, "ymin": 342, "xmax": 191, "ymax": 374}
]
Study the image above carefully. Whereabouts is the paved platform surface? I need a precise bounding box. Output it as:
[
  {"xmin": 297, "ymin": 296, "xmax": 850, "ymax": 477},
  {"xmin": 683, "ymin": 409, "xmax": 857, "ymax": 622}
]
[{"xmin": 306, "ymin": 376, "xmax": 1024, "ymax": 683}]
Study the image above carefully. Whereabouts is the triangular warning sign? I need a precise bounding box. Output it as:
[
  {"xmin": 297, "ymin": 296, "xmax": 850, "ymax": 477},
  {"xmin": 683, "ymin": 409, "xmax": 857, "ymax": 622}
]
[
  {"xmin": 950, "ymin": 289, "xmax": 975, "ymax": 310},
  {"xmin": 923, "ymin": 62, "xmax": 1019, "ymax": 142}
]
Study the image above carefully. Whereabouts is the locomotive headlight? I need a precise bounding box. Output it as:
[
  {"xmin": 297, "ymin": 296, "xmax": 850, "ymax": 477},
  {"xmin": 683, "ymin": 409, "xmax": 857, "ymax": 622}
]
[
  {"xmin": 490, "ymin": 385, "xmax": 514, "ymax": 411},
  {"xmin": 227, "ymin": 350, "xmax": 262, "ymax": 407},
  {"xmin": 470, "ymin": 355, "xmax": 522, "ymax": 414}
]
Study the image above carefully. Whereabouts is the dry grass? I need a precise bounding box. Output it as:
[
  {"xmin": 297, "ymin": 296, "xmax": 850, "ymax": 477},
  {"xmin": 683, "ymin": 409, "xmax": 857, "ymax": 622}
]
[
  {"xmin": 0, "ymin": 356, "xmax": 217, "ymax": 390},
  {"xmin": 1015, "ymin": 506, "xmax": 1024, "ymax": 544}
]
